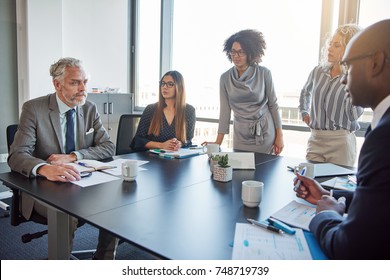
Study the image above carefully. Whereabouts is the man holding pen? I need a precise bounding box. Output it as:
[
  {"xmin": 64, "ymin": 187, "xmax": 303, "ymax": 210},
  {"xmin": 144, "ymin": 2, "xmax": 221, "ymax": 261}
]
[{"xmin": 294, "ymin": 19, "xmax": 390, "ymax": 259}]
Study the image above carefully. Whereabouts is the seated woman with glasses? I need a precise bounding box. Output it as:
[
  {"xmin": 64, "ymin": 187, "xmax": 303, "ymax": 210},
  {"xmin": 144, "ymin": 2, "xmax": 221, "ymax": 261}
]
[
  {"xmin": 299, "ymin": 24, "xmax": 364, "ymax": 167},
  {"xmin": 203, "ymin": 29, "xmax": 284, "ymax": 155},
  {"xmin": 131, "ymin": 70, "xmax": 196, "ymax": 151}
]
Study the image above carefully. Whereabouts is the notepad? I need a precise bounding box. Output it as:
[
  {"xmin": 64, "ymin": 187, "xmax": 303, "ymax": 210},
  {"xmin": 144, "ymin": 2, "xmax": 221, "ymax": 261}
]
[
  {"xmin": 67, "ymin": 160, "xmax": 116, "ymax": 173},
  {"xmin": 210, "ymin": 152, "xmax": 255, "ymax": 169}
]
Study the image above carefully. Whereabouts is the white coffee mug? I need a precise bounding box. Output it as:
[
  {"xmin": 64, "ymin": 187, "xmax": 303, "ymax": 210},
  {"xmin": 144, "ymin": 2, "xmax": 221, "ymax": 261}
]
[
  {"xmin": 241, "ymin": 180, "xmax": 264, "ymax": 208},
  {"xmin": 203, "ymin": 143, "xmax": 220, "ymax": 158},
  {"xmin": 121, "ymin": 160, "xmax": 138, "ymax": 181}
]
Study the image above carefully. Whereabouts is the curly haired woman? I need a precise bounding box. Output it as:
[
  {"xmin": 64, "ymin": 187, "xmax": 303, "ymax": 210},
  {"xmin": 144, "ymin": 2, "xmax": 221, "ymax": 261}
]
[{"xmin": 204, "ymin": 29, "xmax": 284, "ymax": 155}]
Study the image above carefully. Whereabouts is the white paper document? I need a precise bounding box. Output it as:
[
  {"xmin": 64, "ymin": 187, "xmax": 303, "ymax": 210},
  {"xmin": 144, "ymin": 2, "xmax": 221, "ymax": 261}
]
[
  {"xmin": 270, "ymin": 200, "xmax": 316, "ymax": 231},
  {"xmin": 302, "ymin": 162, "xmax": 355, "ymax": 177},
  {"xmin": 210, "ymin": 152, "xmax": 255, "ymax": 169},
  {"xmin": 321, "ymin": 177, "xmax": 357, "ymax": 191},
  {"xmin": 101, "ymin": 158, "xmax": 148, "ymax": 176},
  {"xmin": 232, "ymin": 223, "xmax": 312, "ymax": 260},
  {"xmin": 72, "ymin": 171, "xmax": 121, "ymax": 187}
]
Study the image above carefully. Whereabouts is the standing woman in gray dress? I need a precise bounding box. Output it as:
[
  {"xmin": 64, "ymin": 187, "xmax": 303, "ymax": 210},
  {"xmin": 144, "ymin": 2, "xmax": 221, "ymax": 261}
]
[{"xmin": 205, "ymin": 29, "xmax": 284, "ymax": 154}]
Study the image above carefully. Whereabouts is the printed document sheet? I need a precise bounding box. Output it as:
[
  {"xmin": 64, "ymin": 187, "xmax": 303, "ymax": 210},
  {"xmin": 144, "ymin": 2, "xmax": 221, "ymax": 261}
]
[
  {"xmin": 270, "ymin": 200, "xmax": 316, "ymax": 231},
  {"xmin": 72, "ymin": 171, "xmax": 121, "ymax": 187},
  {"xmin": 210, "ymin": 152, "xmax": 255, "ymax": 169},
  {"xmin": 101, "ymin": 158, "xmax": 149, "ymax": 176},
  {"xmin": 321, "ymin": 177, "xmax": 357, "ymax": 191},
  {"xmin": 232, "ymin": 223, "xmax": 312, "ymax": 260}
]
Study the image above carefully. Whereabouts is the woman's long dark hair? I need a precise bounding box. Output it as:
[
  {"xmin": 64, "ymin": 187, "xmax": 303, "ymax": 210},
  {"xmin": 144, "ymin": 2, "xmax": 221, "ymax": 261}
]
[{"xmin": 148, "ymin": 70, "xmax": 187, "ymax": 142}]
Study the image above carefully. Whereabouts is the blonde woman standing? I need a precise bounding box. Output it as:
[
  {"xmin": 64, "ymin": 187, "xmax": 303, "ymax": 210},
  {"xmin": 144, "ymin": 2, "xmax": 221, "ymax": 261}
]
[{"xmin": 299, "ymin": 24, "xmax": 364, "ymax": 166}]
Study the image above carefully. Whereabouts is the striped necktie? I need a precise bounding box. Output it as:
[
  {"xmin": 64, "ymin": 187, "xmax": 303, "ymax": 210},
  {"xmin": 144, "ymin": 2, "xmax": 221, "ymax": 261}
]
[{"xmin": 66, "ymin": 109, "xmax": 76, "ymax": 154}]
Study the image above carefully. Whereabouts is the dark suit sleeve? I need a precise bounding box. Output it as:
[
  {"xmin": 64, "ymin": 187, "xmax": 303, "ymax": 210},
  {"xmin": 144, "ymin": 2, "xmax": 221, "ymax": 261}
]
[{"xmin": 309, "ymin": 111, "xmax": 390, "ymax": 259}]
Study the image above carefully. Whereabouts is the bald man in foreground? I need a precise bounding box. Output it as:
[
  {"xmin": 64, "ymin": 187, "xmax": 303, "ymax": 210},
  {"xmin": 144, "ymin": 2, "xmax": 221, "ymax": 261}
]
[{"xmin": 294, "ymin": 19, "xmax": 390, "ymax": 259}]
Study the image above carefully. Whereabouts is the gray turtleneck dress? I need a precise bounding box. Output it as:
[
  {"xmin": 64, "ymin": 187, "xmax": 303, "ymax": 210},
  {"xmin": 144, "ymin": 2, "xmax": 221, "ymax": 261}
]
[{"xmin": 218, "ymin": 65, "xmax": 282, "ymax": 153}]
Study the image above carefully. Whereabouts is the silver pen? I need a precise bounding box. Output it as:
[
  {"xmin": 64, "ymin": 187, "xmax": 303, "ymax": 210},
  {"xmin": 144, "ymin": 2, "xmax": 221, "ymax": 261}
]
[{"xmin": 247, "ymin": 218, "xmax": 284, "ymax": 234}]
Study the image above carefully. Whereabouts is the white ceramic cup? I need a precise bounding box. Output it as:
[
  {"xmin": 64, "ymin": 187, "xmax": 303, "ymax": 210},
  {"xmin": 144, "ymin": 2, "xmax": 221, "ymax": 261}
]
[
  {"xmin": 203, "ymin": 143, "xmax": 220, "ymax": 158},
  {"xmin": 121, "ymin": 160, "xmax": 138, "ymax": 181},
  {"xmin": 241, "ymin": 180, "xmax": 264, "ymax": 208}
]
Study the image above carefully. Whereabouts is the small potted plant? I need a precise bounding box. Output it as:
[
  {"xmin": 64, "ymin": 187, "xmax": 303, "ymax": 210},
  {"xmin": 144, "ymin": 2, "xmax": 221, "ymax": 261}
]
[
  {"xmin": 213, "ymin": 154, "xmax": 232, "ymax": 182},
  {"xmin": 210, "ymin": 154, "xmax": 220, "ymax": 173}
]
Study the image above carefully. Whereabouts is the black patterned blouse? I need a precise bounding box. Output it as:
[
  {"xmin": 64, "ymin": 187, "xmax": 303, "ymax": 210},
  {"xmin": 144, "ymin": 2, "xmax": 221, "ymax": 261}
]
[{"xmin": 130, "ymin": 103, "xmax": 196, "ymax": 151}]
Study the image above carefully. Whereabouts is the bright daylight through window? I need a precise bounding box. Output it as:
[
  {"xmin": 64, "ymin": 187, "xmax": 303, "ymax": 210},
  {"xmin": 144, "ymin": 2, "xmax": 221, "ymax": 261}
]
[{"xmin": 135, "ymin": 0, "xmax": 390, "ymax": 161}]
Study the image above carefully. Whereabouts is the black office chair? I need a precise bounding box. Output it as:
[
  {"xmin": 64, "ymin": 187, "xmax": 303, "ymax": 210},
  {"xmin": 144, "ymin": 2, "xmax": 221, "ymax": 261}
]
[
  {"xmin": 0, "ymin": 125, "xmax": 18, "ymax": 218},
  {"xmin": 6, "ymin": 124, "xmax": 95, "ymax": 259},
  {"xmin": 6, "ymin": 124, "xmax": 48, "ymax": 242},
  {"xmin": 116, "ymin": 114, "xmax": 141, "ymax": 155}
]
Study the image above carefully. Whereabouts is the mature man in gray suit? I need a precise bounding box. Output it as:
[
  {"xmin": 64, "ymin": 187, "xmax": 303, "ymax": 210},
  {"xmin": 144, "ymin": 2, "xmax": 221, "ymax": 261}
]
[{"xmin": 8, "ymin": 57, "xmax": 118, "ymax": 259}]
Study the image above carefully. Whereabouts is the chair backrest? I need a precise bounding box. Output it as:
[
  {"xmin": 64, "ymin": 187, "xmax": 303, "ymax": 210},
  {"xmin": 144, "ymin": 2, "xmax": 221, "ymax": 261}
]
[
  {"xmin": 116, "ymin": 114, "xmax": 141, "ymax": 155},
  {"xmin": 6, "ymin": 124, "xmax": 25, "ymax": 226},
  {"xmin": 6, "ymin": 124, "xmax": 18, "ymax": 153},
  {"xmin": 5, "ymin": 124, "xmax": 48, "ymax": 227}
]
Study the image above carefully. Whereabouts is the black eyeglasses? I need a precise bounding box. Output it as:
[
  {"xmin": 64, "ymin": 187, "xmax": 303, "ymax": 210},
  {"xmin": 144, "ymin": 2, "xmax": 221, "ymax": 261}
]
[
  {"xmin": 341, "ymin": 52, "xmax": 390, "ymax": 76},
  {"xmin": 340, "ymin": 52, "xmax": 375, "ymax": 76},
  {"xmin": 229, "ymin": 50, "xmax": 246, "ymax": 57},
  {"xmin": 160, "ymin": 81, "xmax": 175, "ymax": 88}
]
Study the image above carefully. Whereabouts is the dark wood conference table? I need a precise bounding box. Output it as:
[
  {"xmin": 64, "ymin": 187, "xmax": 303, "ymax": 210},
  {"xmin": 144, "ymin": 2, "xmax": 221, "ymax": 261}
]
[{"xmin": 0, "ymin": 151, "xmax": 316, "ymax": 260}]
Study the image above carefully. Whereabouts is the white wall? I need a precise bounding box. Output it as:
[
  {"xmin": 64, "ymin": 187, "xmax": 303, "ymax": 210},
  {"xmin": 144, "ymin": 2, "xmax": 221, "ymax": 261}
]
[
  {"xmin": 62, "ymin": 0, "xmax": 128, "ymax": 93},
  {"xmin": 27, "ymin": 0, "xmax": 63, "ymax": 98},
  {"xmin": 25, "ymin": 0, "xmax": 128, "ymax": 99}
]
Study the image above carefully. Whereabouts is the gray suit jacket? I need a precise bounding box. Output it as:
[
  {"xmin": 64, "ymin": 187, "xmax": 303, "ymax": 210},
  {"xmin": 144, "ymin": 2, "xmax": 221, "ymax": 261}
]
[{"xmin": 8, "ymin": 93, "xmax": 115, "ymax": 219}]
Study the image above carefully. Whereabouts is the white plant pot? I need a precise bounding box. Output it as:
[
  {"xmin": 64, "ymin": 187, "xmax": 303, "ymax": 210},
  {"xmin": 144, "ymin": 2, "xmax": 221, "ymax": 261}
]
[
  {"xmin": 210, "ymin": 159, "xmax": 219, "ymax": 173},
  {"xmin": 213, "ymin": 166, "xmax": 232, "ymax": 182}
]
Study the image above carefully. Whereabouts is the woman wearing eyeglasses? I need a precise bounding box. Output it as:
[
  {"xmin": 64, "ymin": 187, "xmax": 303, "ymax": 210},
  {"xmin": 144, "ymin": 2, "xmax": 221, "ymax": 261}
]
[
  {"xmin": 299, "ymin": 24, "xmax": 364, "ymax": 167},
  {"xmin": 131, "ymin": 70, "xmax": 196, "ymax": 151},
  {"xmin": 205, "ymin": 29, "xmax": 284, "ymax": 155}
]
